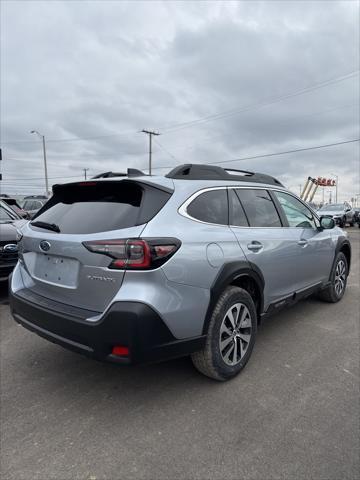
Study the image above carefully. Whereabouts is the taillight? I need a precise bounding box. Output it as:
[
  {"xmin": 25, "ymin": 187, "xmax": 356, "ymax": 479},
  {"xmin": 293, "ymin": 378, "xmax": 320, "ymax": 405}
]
[{"xmin": 83, "ymin": 238, "xmax": 180, "ymax": 270}]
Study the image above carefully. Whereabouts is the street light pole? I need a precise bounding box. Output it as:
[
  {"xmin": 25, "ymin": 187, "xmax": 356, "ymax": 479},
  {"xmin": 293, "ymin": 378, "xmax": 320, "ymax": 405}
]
[{"xmin": 30, "ymin": 130, "xmax": 49, "ymax": 196}]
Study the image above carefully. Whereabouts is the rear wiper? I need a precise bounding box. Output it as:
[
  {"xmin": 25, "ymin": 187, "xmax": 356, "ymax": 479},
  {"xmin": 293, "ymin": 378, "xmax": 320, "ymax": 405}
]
[{"xmin": 31, "ymin": 221, "xmax": 61, "ymax": 233}]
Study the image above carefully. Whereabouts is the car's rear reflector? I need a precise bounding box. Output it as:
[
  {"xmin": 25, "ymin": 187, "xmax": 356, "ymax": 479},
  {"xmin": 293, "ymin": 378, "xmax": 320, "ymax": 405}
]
[{"xmin": 112, "ymin": 346, "xmax": 129, "ymax": 357}]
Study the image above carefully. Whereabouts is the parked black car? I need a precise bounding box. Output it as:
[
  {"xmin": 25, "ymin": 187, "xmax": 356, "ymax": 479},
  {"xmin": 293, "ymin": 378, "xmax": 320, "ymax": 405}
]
[{"xmin": 0, "ymin": 200, "xmax": 22, "ymax": 281}]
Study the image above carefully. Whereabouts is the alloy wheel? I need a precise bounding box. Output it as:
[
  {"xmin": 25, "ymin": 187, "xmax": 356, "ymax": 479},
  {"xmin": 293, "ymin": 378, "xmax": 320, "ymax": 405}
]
[
  {"xmin": 219, "ymin": 303, "xmax": 252, "ymax": 366},
  {"xmin": 334, "ymin": 259, "xmax": 346, "ymax": 297}
]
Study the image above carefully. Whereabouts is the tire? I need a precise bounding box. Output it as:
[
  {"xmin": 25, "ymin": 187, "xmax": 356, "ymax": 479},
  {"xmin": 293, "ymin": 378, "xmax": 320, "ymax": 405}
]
[
  {"xmin": 339, "ymin": 217, "xmax": 346, "ymax": 228},
  {"xmin": 349, "ymin": 222, "xmax": 354, "ymax": 227},
  {"xmin": 191, "ymin": 286, "xmax": 257, "ymax": 381},
  {"xmin": 318, "ymin": 252, "xmax": 348, "ymax": 303}
]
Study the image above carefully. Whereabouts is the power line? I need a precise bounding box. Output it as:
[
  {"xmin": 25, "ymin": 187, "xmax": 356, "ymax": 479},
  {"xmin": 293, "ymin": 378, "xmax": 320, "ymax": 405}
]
[
  {"xmin": 1, "ymin": 175, "xmax": 82, "ymax": 181},
  {"xmin": 160, "ymin": 70, "xmax": 359, "ymax": 133},
  {"xmin": 4, "ymin": 102, "xmax": 357, "ymax": 161},
  {"xmin": 0, "ymin": 130, "xmax": 139, "ymax": 146},
  {"xmin": 212, "ymin": 139, "xmax": 360, "ymax": 165},
  {"xmin": 1, "ymin": 70, "xmax": 358, "ymax": 146},
  {"xmin": 153, "ymin": 102, "xmax": 359, "ymax": 158},
  {"xmin": 3, "ymin": 139, "xmax": 358, "ymax": 183},
  {"xmin": 153, "ymin": 138, "xmax": 360, "ymax": 170},
  {"xmin": 153, "ymin": 138, "xmax": 180, "ymax": 163}
]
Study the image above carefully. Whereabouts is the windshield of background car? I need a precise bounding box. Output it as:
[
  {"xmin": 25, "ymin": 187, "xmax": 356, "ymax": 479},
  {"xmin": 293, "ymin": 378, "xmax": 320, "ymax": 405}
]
[{"xmin": 319, "ymin": 204, "xmax": 344, "ymax": 211}]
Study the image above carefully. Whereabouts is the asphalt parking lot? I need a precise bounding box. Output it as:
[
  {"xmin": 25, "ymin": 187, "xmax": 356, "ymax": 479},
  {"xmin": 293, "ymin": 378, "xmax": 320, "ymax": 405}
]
[{"xmin": 0, "ymin": 229, "xmax": 359, "ymax": 480}]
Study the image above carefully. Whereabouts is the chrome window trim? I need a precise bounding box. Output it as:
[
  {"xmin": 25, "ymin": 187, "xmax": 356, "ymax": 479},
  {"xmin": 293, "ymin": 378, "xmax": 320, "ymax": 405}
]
[
  {"xmin": 178, "ymin": 185, "xmax": 320, "ymax": 228},
  {"xmin": 178, "ymin": 186, "xmax": 230, "ymax": 227}
]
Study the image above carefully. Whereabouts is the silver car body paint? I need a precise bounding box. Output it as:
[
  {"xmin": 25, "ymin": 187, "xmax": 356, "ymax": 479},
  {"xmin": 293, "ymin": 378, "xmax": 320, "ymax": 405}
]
[{"xmin": 11, "ymin": 174, "xmax": 346, "ymax": 339}]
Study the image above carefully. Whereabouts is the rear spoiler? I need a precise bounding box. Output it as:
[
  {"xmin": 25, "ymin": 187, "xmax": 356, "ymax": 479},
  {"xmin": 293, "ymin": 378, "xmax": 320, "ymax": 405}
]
[{"xmin": 52, "ymin": 178, "xmax": 173, "ymax": 195}]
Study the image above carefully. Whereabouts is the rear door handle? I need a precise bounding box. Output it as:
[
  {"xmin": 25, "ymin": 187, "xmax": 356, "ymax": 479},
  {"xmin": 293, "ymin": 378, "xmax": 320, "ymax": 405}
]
[
  {"xmin": 297, "ymin": 239, "xmax": 308, "ymax": 247},
  {"xmin": 247, "ymin": 241, "xmax": 263, "ymax": 252}
]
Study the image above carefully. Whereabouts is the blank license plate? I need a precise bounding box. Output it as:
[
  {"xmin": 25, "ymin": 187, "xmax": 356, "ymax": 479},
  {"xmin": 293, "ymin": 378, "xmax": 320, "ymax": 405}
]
[{"xmin": 34, "ymin": 254, "xmax": 80, "ymax": 288}]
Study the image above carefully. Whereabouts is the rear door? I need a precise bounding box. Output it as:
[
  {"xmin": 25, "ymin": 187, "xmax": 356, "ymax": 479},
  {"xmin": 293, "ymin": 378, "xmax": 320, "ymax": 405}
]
[
  {"xmin": 229, "ymin": 188, "xmax": 300, "ymax": 308},
  {"xmin": 19, "ymin": 180, "xmax": 172, "ymax": 312}
]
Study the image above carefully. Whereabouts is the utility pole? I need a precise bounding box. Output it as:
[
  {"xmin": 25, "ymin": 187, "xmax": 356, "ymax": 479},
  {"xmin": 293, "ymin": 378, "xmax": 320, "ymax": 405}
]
[
  {"xmin": 83, "ymin": 168, "xmax": 89, "ymax": 180},
  {"xmin": 141, "ymin": 129, "xmax": 160, "ymax": 175},
  {"xmin": 30, "ymin": 130, "xmax": 49, "ymax": 196}
]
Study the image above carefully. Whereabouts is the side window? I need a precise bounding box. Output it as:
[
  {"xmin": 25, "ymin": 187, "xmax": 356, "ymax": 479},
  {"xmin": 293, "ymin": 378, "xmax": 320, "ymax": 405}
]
[
  {"xmin": 187, "ymin": 189, "xmax": 228, "ymax": 225},
  {"xmin": 24, "ymin": 201, "xmax": 33, "ymax": 210},
  {"xmin": 275, "ymin": 191, "xmax": 317, "ymax": 229},
  {"xmin": 229, "ymin": 189, "xmax": 249, "ymax": 227},
  {"xmin": 236, "ymin": 189, "xmax": 281, "ymax": 227}
]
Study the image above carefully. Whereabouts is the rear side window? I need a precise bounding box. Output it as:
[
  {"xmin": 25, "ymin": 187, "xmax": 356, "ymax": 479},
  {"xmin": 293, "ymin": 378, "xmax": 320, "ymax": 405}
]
[
  {"xmin": 187, "ymin": 189, "xmax": 228, "ymax": 225},
  {"xmin": 236, "ymin": 189, "xmax": 281, "ymax": 227},
  {"xmin": 229, "ymin": 189, "xmax": 249, "ymax": 227},
  {"xmin": 32, "ymin": 181, "xmax": 171, "ymax": 234}
]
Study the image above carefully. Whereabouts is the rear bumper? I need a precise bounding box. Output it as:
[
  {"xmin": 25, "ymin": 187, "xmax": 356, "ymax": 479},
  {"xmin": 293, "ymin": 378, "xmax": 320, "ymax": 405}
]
[{"xmin": 9, "ymin": 286, "xmax": 205, "ymax": 364}]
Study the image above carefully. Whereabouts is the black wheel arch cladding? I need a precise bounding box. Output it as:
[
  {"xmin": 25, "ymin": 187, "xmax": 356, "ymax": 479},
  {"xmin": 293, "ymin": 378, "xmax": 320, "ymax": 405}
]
[
  {"xmin": 202, "ymin": 261, "xmax": 264, "ymax": 335},
  {"xmin": 335, "ymin": 236, "xmax": 351, "ymax": 274}
]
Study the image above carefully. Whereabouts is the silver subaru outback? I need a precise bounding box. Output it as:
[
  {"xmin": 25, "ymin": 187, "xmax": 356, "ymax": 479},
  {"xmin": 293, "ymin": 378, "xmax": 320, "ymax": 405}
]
[{"xmin": 10, "ymin": 164, "xmax": 351, "ymax": 381}]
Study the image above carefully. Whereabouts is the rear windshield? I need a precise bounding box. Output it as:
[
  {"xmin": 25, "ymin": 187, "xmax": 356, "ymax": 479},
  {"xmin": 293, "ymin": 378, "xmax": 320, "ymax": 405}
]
[{"xmin": 32, "ymin": 181, "xmax": 171, "ymax": 234}]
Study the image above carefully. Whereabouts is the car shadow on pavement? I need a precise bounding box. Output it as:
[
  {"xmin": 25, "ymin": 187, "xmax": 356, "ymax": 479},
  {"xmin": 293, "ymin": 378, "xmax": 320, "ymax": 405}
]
[{"xmin": 4, "ymin": 291, "xmax": 343, "ymax": 398}]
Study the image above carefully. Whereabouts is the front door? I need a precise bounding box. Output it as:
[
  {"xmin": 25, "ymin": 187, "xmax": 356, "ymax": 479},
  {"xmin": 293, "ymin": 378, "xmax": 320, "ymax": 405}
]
[{"xmin": 272, "ymin": 190, "xmax": 333, "ymax": 288}]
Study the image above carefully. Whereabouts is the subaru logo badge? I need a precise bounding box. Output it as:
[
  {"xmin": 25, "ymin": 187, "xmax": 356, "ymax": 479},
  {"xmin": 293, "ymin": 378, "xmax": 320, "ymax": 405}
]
[
  {"xmin": 39, "ymin": 240, "xmax": 51, "ymax": 252},
  {"xmin": 4, "ymin": 244, "xmax": 18, "ymax": 252}
]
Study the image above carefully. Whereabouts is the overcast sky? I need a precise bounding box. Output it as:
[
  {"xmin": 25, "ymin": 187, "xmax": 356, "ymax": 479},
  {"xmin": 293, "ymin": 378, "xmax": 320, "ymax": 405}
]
[{"xmin": 1, "ymin": 0, "xmax": 359, "ymax": 202}]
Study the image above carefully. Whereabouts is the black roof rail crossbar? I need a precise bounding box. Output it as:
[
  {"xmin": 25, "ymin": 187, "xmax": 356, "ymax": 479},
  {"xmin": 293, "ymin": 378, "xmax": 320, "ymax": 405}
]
[
  {"xmin": 127, "ymin": 168, "xmax": 147, "ymax": 177},
  {"xmin": 166, "ymin": 164, "xmax": 284, "ymax": 187},
  {"xmin": 92, "ymin": 168, "xmax": 147, "ymax": 179},
  {"xmin": 92, "ymin": 171, "xmax": 127, "ymax": 179}
]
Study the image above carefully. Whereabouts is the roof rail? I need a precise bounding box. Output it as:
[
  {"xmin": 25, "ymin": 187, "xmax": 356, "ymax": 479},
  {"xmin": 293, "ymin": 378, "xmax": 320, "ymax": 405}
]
[
  {"xmin": 166, "ymin": 164, "xmax": 284, "ymax": 187},
  {"xmin": 92, "ymin": 168, "xmax": 147, "ymax": 179}
]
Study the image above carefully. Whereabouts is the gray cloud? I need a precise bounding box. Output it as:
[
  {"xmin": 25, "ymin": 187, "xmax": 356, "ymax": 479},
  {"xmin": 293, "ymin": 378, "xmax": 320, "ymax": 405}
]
[{"xmin": 0, "ymin": 0, "xmax": 359, "ymax": 202}]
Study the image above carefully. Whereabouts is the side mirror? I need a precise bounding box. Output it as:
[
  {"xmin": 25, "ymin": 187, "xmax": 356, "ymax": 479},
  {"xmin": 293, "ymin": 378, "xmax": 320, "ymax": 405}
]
[
  {"xmin": 346, "ymin": 207, "xmax": 351, "ymax": 212},
  {"xmin": 320, "ymin": 216, "xmax": 335, "ymax": 229}
]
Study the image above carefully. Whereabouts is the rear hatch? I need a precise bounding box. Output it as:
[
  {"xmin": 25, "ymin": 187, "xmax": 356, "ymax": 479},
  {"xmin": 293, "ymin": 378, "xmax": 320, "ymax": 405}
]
[{"xmin": 19, "ymin": 179, "xmax": 172, "ymax": 312}]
